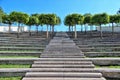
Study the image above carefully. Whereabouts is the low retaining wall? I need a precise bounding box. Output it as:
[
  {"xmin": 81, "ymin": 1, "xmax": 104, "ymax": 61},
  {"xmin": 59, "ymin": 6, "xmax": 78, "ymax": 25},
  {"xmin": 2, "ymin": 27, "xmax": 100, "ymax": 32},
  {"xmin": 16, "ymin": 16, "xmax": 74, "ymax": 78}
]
[
  {"xmin": 0, "ymin": 68, "xmax": 119, "ymax": 79},
  {"xmin": 0, "ymin": 52, "xmax": 41, "ymax": 57},
  {"xmin": 96, "ymin": 68, "xmax": 120, "ymax": 79},
  {"xmin": 0, "ymin": 58, "xmax": 119, "ymax": 66},
  {"xmin": 90, "ymin": 58, "xmax": 120, "ymax": 66},
  {"xmin": 84, "ymin": 52, "xmax": 120, "ymax": 57}
]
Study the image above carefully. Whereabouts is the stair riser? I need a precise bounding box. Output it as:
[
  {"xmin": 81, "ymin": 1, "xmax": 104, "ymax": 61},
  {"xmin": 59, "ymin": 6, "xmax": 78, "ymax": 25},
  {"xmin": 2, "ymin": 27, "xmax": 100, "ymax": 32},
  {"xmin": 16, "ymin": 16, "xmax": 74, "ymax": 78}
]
[
  {"xmin": 22, "ymin": 77, "xmax": 106, "ymax": 80},
  {"xmin": 25, "ymin": 74, "xmax": 102, "ymax": 78}
]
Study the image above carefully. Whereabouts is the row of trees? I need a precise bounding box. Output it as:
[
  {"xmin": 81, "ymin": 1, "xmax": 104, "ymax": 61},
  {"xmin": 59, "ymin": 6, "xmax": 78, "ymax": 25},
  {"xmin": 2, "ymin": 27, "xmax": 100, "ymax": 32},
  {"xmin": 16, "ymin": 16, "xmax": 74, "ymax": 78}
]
[
  {"xmin": 0, "ymin": 8, "xmax": 61, "ymax": 38},
  {"xmin": 64, "ymin": 13, "xmax": 120, "ymax": 39},
  {"xmin": 1, "ymin": 7, "xmax": 120, "ymax": 39}
]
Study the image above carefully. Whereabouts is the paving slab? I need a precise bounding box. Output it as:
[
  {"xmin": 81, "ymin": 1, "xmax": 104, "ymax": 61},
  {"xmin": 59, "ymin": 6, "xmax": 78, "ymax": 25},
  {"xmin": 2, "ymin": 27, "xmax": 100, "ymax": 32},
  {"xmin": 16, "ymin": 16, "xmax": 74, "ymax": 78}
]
[
  {"xmin": 22, "ymin": 32, "xmax": 106, "ymax": 80},
  {"xmin": 22, "ymin": 77, "xmax": 106, "ymax": 80}
]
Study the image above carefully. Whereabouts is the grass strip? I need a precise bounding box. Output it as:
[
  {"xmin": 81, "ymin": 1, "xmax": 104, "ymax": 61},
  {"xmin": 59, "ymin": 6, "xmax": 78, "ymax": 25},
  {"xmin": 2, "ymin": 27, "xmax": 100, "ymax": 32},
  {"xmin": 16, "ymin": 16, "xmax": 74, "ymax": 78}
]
[
  {"xmin": 0, "ymin": 77, "xmax": 21, "ymax": 80},
  {"xmin": 0, "ymin": 64, "xmax": 30, "ymax": 68},
  {"xmin": 0, "ymin": 56, "xmax": 39, "ymax": 58},
  {"xmin": 0, "ymin": 51, "xmax": 41, "ymax": 52},
  {"xmin": 96, "ymin": 65, "xmax": 120, "ymax": 68}
]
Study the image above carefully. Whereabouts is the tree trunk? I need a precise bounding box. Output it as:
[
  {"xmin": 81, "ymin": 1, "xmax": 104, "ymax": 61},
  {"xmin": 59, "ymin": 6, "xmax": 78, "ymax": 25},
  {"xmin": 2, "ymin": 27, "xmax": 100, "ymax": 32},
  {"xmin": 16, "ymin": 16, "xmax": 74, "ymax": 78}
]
[
  {"xmin": 41, "ymin": 26, "xmax": 43, "ymax": 32},
  {"xmin": 52, "ymin": 25, "xmax": 54, "ymax": 38},
  {"xmin": 46, "ymin": 25, "xmax": 49, "ymax": 39},
  {"xmin": 81, "ymin": 25, "xmax": 83, "ymax": 32},
  {"xmin": 50, "ymin": 26, "xmax": 52, "ymax": 32},
  {"xmin": 112, "ymin": 23, "xmax": 114, "ymax": 35},
  {"xmin": 36, "ymin": 26, "xmax": 38, "ymax": 36},
  {"xmin": 74, "ymin": 25, "xmax": 77, "ymax": 39},
  {"xmin": 20, "ymin": 26, "xmax": 22, "ymax": 32},
  {"xmin": 100, "ymin": 24, "xmax": 103, "ymax": 39},
  {"xmin": 29, "ymin": 26, "xmax": 31, "ymax": 36},
  {"xmin": 52, "ymin": 25, "xmax": 54, "ymax": 33},
  {"xmin": 69, "ymin": 26, "xmax": 70, "ymax": 32},
  {"xmin": 90, "ymin": 26, "xmax": 93, "ymax": 36},
  {"xmin": 85, "ymin": 24, "xmax": 87, "ymax": 34},
  {"xmin": 8, "ymin": 24, "xmax": 11, "ymax": 33},
  {"xmin": 17, "ymin": 23, "xmax": 20, "ymax": 38},
  {"xmin": 72, "ymin": 26, "xmax": 74, "ymax": 37},
  {"xmin": 50, "ymin": 26, "xmax": 52, "ymax": 38}
]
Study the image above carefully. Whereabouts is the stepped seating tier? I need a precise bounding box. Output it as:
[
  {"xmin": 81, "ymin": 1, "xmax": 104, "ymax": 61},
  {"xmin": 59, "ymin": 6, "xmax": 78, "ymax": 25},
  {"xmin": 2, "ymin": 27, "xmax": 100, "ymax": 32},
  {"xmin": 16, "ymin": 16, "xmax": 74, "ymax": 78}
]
[{"xmin": 22, "ymin": 32, "xmax": 106, "ymax": 80}]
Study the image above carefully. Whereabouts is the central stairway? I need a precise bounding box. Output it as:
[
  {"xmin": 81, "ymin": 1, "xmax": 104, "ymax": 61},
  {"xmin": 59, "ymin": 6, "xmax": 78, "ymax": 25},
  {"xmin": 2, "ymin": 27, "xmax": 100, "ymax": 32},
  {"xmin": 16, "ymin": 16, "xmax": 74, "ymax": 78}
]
[{"xmin": 22, "ymin": 32, "xmax": 106, "ymax": 80}]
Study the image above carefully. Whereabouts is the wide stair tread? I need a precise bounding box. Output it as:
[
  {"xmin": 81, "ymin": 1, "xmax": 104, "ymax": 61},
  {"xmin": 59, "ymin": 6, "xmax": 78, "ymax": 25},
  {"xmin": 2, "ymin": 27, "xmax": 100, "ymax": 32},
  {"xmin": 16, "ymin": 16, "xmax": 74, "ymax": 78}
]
[
  {"xmin": 34, "ymin": 61, "xmax": 92, "ymax": 65},
  {"xmin": 22, "ymin": 32, "xmax": 106, "ymax": 80},
  {"xmin": 32, "ymin": 64, "xmax": 95, "ymax": 68},
  {"xmin": 22, "ymin": 77, "xmax": 106, "ymax": 80},
  {"xmin": 23, "ymin": 68, "xmax": 98, "ymax": 72},
  {"xmin": 24, "ymin": 72, "xmax": 102, "ymax": 78}
]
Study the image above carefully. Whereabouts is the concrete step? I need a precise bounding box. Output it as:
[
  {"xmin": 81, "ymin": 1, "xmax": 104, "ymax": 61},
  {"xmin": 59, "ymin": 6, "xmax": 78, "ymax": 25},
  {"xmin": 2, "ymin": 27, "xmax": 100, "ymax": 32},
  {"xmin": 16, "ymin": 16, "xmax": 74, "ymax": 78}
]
[
  {"xmin": 23, "ymin": 68, "xmax": 98, "ymax": 72},
  {"xmin": 24, "ymin": 72, "xmax": 102, "ymax": 78},
  {"xmin": 0, "ymin": 68, "xmax": 98, "ymax": 72},
  {"xmin": 34, "ymin": 61, "xmax": 92, "ymax": 65},
  {"xmin": 41, "ymin": 53, "xmax": 84, "ymax": 56},
  {"xmin": 34, "ymin": 58, "xmax": 91, "ymax": 61},
  {"xmin": 22, "ymin": 77, "xmax": 106, "ymax": 80},
  {"xmin": 0, "ymin": 44, "xmax": 45, "ymax": 47},
  {"xmin": 0, "ymin": 47, "xmax": 44, "ymax": 51},
  {"xmin": 41, "ymin": 56, "xmax": 85, "ymax": 58},
  {"xmin": 32, "ymin": 64, "xmax": 95, "ymax": 68}
]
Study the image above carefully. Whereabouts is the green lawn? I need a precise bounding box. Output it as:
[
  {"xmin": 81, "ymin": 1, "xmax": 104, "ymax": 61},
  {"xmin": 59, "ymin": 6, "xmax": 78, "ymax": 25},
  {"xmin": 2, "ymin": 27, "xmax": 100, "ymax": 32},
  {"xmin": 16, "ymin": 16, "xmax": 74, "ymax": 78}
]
[
  {"xmin": 0, "ymin": 77, "xmax": 21, "ymax": 80},
  {"xmin": 89, "ymin": 56, "xmax": 120, "ymax": 58},
  {"xmin": 0, "ymin": 56, "xmax": 39, "ymax": 58},
  {"xmin": 96, "ymin": 65, "xmax": 120, "ymax": 68},
  {"xmin": 0, "ymin": 64, "xmax": 30, "ymax": 68},
  {"xmin": 0, "ymin": 51, "xmax": 41, "ymax": 52}
]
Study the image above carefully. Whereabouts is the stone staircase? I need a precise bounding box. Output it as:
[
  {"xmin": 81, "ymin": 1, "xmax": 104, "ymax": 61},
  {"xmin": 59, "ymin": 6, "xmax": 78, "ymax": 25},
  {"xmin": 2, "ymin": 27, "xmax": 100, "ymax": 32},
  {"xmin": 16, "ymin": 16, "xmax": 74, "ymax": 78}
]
[{"xmin": 22, "ymin": 32, "xmax": 106, "ymax": 80}]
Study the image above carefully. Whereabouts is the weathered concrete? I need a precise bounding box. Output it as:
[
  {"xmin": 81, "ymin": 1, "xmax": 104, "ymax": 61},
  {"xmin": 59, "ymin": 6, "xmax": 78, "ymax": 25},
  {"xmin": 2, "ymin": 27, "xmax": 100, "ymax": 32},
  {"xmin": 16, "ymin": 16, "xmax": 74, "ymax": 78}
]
[
  {"xmin": 0, "ymin": 58, "xmax": 120, "ymax": 65},
  {"xmin": 0, "ymin": 68, "xmax": 119, "ymax": 79},
  {"xmin": 0, "ymin": 52, "xmax": 42, "ymax": 57},
  {"xmin": 84, "ymin": 52, "xmax": 120, "ymax": 57},
  {"xmin": 22, "ymin": 32, "xmax": 106, "ymax": 80}
]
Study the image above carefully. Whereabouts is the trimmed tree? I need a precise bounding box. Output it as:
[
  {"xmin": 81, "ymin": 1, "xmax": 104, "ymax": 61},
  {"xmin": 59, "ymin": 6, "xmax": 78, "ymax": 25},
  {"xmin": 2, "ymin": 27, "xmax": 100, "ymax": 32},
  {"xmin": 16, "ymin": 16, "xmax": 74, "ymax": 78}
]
[
  {"xmin": 83, "ymin": 13, "xmax": 92, "ymax": 34},
  {"xmin": 116, "ymin": 14, "xmax": 120, "ymax": 26},
  {"xmin": 39, "ymin": 14, "xmax": 50, "ymax": 38},
  {"xmin": 64, "ymin": 15, "xmax": 72, "ymax": 32},
  {"xmin": 31, "ymin": 14, "xmax": 40, "ymax": 35},
  {"xmin": 2, "ymin": 13, "xmax": 13, "ymax": 33},
  {"xmin": 0, "ymin": 7, "xmax": 4, "ymax": 23},
  {"xmin": 109, "ymin": 15, "xmax": 117, "ymax": 35},
  {"xmin": 10, "ymin": 11, "xmax": 29, "ymax": 38},
  {"xmin": 26, "ymin": 16, "xmax": 39, "ymax": 36},
  {"xmin": 71, "ymin": 13, "xmax": 84, "ymax": 39},
  {"xmin": 92, "ymin": 13, "xmax": 109, "ymax": 39},
  {"xmin": 64, "ymin": 14, "xmax": 84, "ymax": 38}
]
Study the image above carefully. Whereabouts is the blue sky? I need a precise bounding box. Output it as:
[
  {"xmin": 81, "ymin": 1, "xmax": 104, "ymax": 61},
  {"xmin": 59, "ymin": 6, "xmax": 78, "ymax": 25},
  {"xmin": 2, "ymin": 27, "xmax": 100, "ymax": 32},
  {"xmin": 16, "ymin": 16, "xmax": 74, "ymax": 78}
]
[{"xmin": 0, "ymin": 0, "xmax": 120, "ymax": 31}]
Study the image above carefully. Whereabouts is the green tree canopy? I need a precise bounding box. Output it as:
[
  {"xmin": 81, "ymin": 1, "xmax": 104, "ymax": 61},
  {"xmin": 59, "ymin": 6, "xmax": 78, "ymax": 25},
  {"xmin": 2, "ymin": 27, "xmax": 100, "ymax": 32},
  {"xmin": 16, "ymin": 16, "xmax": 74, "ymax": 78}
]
[
  {"xmin": 92, "ymin": 13, "xmax": 109, "ymax": 38},
  {"xmin": 10, "ymin": 11, "xmax": 29, "ymax": 37},
  {"xmin": 10, "ymin": 11, "xmax": 29, "ymax": 25},
  {"xmin": 83, "ymin": 13, "xmax": 92, "ymax": 25},
  {"xmin": 64, "ymin": 13, "xmax": 84, "ymax": 38},
  {"xmin": 0, "ymin": 7, "xmax": 4, "ymax": 23},
  {"xmin": 2, "ymin": 13, "xmax": 13, "ymax": 32},
  {"xmin": 92, "ymin": 13, "xmax": 109, "ymax": 25}
]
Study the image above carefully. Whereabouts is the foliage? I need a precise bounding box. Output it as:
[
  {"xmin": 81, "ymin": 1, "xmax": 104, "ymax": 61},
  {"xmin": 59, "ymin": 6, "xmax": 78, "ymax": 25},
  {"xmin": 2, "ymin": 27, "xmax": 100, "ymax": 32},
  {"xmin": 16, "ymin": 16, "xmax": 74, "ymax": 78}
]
[
  {"xmin": 92, "ymin": 13, "xmax": 109, "ymax": 25},
  {"xmin": 0, "ymin": 7, "xmax": 4, "ymax": 23},
  {"xmin": 83, "ymin": 13, "xmax": 92, "ymax": 25},
  {"xmin": 115, "ymin": 14, "xmax": 120, "ymax": 23},
  {"xmin": 31, "ymin": 13, "xmax": 40, "ymax": 26},
  {"xmin": 27, "ymin": 16, "xmax": 39, "ymax": 26},
  {"xmin": 10, "ymin": 11, "xmax": 29, "ymax": 24},
  {"xmin": 2, "ymin": 13, "xmax": 12, "ymax": 25},
  {"xmin": 0, "ymin": 64, "xmax": 30, "ymax": 68},
  {"xmin": 0, "ymin": 77, "xmax": 21, "ymax": 80}
]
